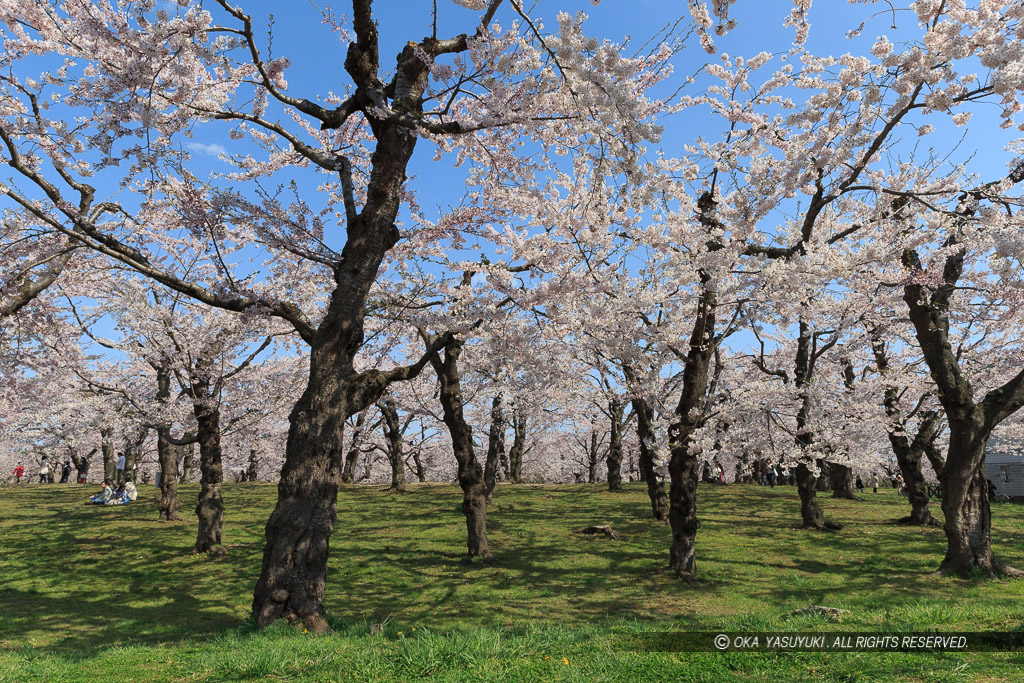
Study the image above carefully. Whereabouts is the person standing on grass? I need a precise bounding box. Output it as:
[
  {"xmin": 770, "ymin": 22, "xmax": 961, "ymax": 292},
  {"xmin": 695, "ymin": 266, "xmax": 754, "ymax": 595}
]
[
  {"xmin": 856, "ymin": 475, "xmax": 864, "ymax": 493},
  {"xmin": 60, "ymin": 460, "xmax": 72, "ymax": 484},
  {"xmin": 38, "ymin": 457, "xmax": 50, "ymax": 484},
  {"xmin": 13, "ymin": 462, "xmax": 24, "ymax": 484},
  {"xmin": 115, "ymin": 452, "xmax": 125, "ymax": 485},
  {"xmin": 77, "ymin": 459, "xmax": 89, "ymax": 484},
  {"xmin": 868, "ymin": 473, "xmax": 878, "ymax": 493},
  {"xmin": 766, "ymin": 460, "xmax": 776, "ymax": 488}
]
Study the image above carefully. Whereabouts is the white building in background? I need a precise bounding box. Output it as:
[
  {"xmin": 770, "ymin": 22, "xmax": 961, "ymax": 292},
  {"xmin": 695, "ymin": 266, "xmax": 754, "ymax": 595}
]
[{"xmin": 985, "ymin": 439, "xmax": 1024, "ymax": 502}]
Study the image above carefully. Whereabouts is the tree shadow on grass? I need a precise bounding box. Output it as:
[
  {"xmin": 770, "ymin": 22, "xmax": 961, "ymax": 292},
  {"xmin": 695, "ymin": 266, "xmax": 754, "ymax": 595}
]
[{"xmin": 0, "ymin": 586, "xmax": 238, "ymax": 653}]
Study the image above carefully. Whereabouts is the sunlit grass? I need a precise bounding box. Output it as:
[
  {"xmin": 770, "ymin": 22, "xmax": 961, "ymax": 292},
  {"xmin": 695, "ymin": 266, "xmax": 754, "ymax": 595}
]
[{"xmin": 0, "ymin": 481, "xmax": 1022, "ymax": 680}]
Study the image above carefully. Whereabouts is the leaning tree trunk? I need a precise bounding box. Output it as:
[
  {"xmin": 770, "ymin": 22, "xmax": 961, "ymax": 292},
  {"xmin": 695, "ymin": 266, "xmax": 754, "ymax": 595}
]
[
  {"xmin": 425, "ymin": 332, "xmax": 493, "ymax": 564},
  {"xmin": 903, "ymin": 240, "xmax": 1024, "ymax": 577},
  {"xmin": 872, "ymin": 335, "xmax": 941, "ymax": 526},
  {"xmin": 897, "ymin": 443, "xmax": 940, "ymax": 526},
  {"xmin": 666, "ymin": 277, "xmax": 717, "ymax": 580},
  {"xmin": 252, "ymin": 16, "xmax": 511, "ymax": 630},
  {"xmin": 607, "ymin": 398, "xmax": 624, "ymax": 492},
  {"xmin": 411, "ymin": 449, "xmax": 427, "ymax": 482},
  {"xmin": 253, "ymin": 182, "xmax": 419, "ymax": 631},
  {"xmin": 887, "ymin": 409, "xmax": 942, "ymax": 527},
  {"xmin": 632, "ymin": 395, "xmax": 668, "ymax": 521},
  {"xmin": 829, "ymin": 463, "xmax": 858, "ymax": 500},
  {"xmin": 379, "ymin": 400, "xmax": 406, "ymax": 493},
  {"xmin": 508, "ymin": 407, "xmax": 526, "ymax": 483},
  {"xmin": 193, "ymin": 386, "xmax": 226, "ymax": 554},
  {"xmin": 484, "ymin": 394, "xmax": 504, "ymax": 501},
  {"xmin": 341, "ymin": 412, "xmax": 367, "ymax": 484}
]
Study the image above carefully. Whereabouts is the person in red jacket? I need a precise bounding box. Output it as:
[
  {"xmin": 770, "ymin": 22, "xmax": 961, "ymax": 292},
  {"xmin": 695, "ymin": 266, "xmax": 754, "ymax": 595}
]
[{"xmin": 13, "ymin": 463, "xmax": 24, "ymax": 484}]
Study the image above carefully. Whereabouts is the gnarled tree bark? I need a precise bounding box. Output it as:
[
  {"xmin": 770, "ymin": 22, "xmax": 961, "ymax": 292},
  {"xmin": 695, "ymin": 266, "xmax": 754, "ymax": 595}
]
[
  {"xmin": 667, "ymin": 275, "xmax": 717, "ymax": 580},
  {"xmin": 378, "ymin": 399, "xmax": 406, "ymax": 493},
  {"xmin": 192, "ymin": 381, "xmax": 226, "ymax": 553},
  {"xmin": 903, "ymin": 233, "xmax": 1024, "ymax": 576}
]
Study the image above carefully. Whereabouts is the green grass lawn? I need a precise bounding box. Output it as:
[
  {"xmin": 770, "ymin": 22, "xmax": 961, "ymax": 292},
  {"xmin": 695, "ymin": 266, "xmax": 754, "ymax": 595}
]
[{"xmin": 0, "ymin": 481, "xmax": 1022, "ymax": 681}]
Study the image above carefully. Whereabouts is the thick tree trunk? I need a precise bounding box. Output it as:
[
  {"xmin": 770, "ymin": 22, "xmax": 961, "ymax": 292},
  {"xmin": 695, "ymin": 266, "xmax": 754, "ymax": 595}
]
[
  {"xmin": 193, "ymin": 392, "xmax": 225, "ymax": 554},
  {"xmin": 178, "ymin": 443, "xmax": 195, "ymax": 483},
  {"xmin": 155, "ymin": 368, "xmax": 182, "ymax": 522},
  {"xmin": 101, "ymin": 427, "xmax": 116, "ymax": 483},
  {"xmin": 484, "ymin": 394, "xmax": 504, "ymax": 500},
  {"xmin": 607, "ymin": 398, "xmax": 624, "ymax": 492},
  {"xmin": 667, "ymin": 438, "xmax": 700, "ymax": 579},
  {"xmin": 666, "ymin": 276, "xmax": 716, "ymax": 580},
  {"xmin": 790, "ymin": 321, "xmax": 841, "ymax": 530},
  {"xmin": 508, "ymin": 406, "xmax": 526, "ymax": 483},
  {"xmin": 253, "ymin": 18, "xmax": 490, "ymax": 630},
  {"xmin": 903, "ymin": 243, "xmax": 1023, "ymax": 576},
  {"xmin": 633, "ymin": 395, "xmax": 668, "ymax": 521},
  {"xmin": 247, "ymin": 447, "xmax": 259, "ymax": 483},
  {"xmin": 889, "ymin": 416, "xmax": 941, "ymax": 526},
  {"xmin": 124, "ymin": 437, "xmax": 139, "ymax": 485},
  {"xmin": 937, "ymin": 426, "xmax": 1019, "ymax": 576},
  {"xmin": 379, "ymin": 400, "xmax": 406, "ymax": 493},
  {"xmin": 341, "ymin": 412, "xmax": 366, "ymax": 485},
  {"xmin": 157, "ymin": 434, "xmax": 181, "ymax": 521},
  {"xmin": 829, "ymin": 463, "xmax": 857, "ymax": 500},
  {"xmin": 795, "ymin": 462, "xmax": 837, "ymax": 529},
  {"xmin": 901, "ymin": 451, "xmax": 939, "ymax": 526},
  {"xmin": 252, "ymin": 376, "xmax": 350, "ymax": 632},
  {"xmin": 426, "ymin": 334, "xmax": 493, "ymax": 564}
]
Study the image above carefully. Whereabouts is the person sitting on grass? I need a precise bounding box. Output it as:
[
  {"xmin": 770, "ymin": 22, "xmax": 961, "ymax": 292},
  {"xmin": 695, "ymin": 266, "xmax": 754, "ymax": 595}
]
[
  {"xmin": 88, "ymin": 481, "xmax": 113, "ymax": 505},
  {"xmin": 106, "ymin": 484, "xmax": 128, "ymax": 505},
  {"xmin": 107, "ymin": 480, "xmax": 138, "ymax": 505}
]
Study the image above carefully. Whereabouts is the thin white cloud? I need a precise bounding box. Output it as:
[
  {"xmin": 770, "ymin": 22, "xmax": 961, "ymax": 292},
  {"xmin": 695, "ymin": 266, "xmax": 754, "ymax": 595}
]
[{"xmin": 186, "ymin": 142, "xmax": 229, "ymax": 157}]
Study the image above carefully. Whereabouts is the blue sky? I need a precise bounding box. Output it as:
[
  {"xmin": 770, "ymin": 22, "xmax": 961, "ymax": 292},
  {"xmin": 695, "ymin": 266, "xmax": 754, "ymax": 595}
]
[
  {"xmin": 182, "ymin": 0, "xmax": 1017, "ymax": 226},
  {"xmin": 70, "ymin": 1, "xmax": 1021, "ymax": 363}
]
